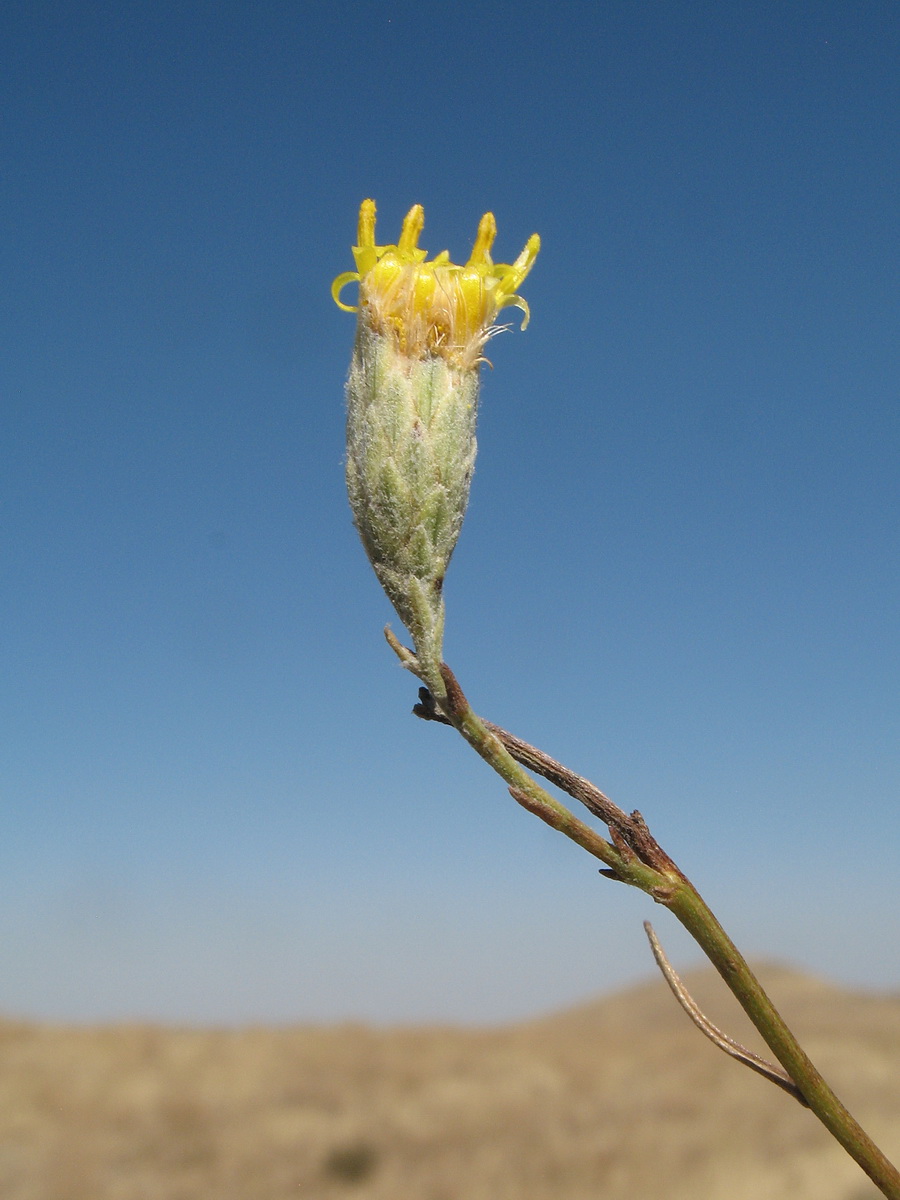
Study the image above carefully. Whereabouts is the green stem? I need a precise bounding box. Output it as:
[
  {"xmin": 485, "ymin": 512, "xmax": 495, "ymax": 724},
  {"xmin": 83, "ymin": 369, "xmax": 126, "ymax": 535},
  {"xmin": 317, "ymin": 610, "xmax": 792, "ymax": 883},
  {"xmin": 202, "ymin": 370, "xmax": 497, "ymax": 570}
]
[
  {"xmin": 668, "ymin": 880, "xmax": 900, "ymax": 1198},
  {"xmin": 393, "ymin": 636, "xmax": 668, "ymax": 896},
  {"xmin": 389, "ymin": 635, "xmax": 900, "ymax": 1198}
]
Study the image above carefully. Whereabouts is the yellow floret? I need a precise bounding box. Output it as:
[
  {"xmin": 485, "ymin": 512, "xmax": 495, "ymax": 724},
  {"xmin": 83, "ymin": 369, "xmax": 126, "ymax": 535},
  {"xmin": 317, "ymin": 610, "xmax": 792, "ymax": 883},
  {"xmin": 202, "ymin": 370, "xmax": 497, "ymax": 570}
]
[{"xmin": 332, "ymin": 200, "xmax": 540, "ymax": 369}]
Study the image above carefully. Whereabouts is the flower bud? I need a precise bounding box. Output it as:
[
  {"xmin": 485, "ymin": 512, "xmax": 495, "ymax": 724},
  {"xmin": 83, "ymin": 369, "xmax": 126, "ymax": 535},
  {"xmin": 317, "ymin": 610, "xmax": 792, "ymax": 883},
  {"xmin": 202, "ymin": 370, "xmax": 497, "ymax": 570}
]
[{"xmin": 333, "ymin": 200, "xmax": 539, "ymax": 672}]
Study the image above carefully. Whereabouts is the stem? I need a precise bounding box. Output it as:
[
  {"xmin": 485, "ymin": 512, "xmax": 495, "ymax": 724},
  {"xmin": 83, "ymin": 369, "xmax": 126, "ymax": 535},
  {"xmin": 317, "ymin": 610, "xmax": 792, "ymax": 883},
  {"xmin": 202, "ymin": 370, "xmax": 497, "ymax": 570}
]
[
  {"xmin": 668, "ymin": 879, "xmax": 900, "ymax": 1198},
  {"xmin": 388, "ymin": 634, "xmax": 900, "ymax": 1198}
]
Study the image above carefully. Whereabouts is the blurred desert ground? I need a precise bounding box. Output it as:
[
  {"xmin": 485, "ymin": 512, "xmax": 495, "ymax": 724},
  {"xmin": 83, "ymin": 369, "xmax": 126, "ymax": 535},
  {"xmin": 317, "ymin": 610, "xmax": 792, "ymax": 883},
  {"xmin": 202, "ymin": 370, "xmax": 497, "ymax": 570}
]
[{"xmin": 1, "ymin": 964, "xmax": 898, "ymax": 1200}]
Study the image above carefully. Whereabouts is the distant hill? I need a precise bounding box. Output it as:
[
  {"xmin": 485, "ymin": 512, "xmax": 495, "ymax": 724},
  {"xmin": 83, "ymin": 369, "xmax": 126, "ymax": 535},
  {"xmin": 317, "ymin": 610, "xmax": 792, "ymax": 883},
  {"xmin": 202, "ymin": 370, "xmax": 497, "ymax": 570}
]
[{"xmin": 1, "ymin": 965, "xmax": 898, "ymax": 1199}]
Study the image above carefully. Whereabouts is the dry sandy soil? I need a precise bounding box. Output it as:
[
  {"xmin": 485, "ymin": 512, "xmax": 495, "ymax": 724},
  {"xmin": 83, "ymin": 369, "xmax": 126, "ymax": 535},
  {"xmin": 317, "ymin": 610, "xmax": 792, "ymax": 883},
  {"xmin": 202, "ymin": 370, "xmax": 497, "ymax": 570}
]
[{"xmin": 1, "ymin": 964, "xmax": 898, "ymax": 1199}]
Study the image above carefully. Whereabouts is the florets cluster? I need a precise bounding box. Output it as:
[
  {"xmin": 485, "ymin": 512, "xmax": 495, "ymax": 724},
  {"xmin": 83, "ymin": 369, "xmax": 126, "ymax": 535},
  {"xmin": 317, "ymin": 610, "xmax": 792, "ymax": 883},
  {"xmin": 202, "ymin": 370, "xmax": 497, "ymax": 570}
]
[{"xmin": 333, "ymin": 200, "xmax": 539, "ymax": 370}]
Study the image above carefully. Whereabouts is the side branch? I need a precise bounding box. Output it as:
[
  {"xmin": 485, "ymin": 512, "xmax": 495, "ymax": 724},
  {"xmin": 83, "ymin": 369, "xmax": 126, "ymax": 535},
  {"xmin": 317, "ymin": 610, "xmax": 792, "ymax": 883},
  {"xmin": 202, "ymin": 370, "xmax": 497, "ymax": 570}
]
[
  {"xmin": 643, "ymin": 921, "xmax": 808, "ymax": 1105},
  {"xmin": 415, "ymin": 680, "xmax": 680, "ymax": 876}
]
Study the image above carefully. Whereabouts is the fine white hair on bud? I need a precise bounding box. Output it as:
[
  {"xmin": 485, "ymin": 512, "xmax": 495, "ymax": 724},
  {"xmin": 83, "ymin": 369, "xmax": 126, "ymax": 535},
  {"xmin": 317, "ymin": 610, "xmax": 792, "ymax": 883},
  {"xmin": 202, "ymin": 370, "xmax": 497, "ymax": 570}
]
[
  {"xmin": 345, "ymin": 320, "xmax": 479, "ymax": 671},
  {"xmin": 334, "ymin": 200, "xmax": 539, "ymax": 672}
]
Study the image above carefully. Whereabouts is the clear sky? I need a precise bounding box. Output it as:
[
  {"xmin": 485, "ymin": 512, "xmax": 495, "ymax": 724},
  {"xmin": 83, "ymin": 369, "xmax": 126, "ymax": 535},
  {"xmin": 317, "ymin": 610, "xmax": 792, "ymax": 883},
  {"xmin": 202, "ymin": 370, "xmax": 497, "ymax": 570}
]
[{"xmin": 2, "ymin": 2, "xmax": 898, "ymax": 1025}]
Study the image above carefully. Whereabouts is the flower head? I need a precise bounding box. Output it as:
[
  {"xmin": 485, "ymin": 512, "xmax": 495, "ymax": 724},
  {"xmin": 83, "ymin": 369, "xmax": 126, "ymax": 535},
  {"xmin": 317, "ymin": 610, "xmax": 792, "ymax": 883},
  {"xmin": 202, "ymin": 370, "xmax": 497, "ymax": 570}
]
[
  {"xmin": 333, "ymin": 200, "xmax": 540, "ymax": 370},
  {"xmin": 336, "ymin": 200, "xmax": 539, "ymax": 676}
]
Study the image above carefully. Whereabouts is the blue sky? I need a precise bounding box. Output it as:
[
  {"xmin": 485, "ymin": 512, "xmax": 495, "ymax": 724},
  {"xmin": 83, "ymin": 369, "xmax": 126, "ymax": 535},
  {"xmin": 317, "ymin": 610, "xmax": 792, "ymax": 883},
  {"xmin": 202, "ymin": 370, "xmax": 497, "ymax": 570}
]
[{"xmin": 1, "ymin": 1, "xmax": 898, "ymax": 1024}]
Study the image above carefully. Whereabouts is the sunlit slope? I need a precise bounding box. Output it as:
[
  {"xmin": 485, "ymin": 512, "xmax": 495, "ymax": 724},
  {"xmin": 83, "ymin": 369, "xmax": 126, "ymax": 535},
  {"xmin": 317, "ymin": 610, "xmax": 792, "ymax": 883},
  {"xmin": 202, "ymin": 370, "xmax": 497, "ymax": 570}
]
[{"xmin": 1, "ymin": 966, "xmax": 898, "ymax": 1199}]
